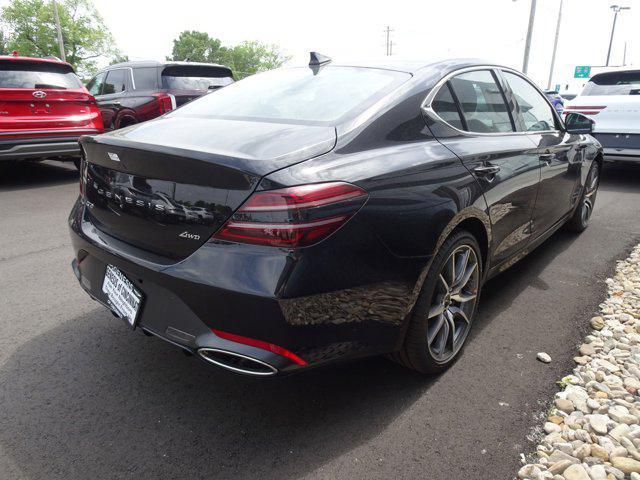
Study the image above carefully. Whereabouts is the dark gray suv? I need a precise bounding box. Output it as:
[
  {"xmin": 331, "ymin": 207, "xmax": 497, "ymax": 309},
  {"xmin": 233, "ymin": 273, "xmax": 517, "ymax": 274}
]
[{"xmin": 85, "ymin": 60, "xmax": 234, "ymax": 131}]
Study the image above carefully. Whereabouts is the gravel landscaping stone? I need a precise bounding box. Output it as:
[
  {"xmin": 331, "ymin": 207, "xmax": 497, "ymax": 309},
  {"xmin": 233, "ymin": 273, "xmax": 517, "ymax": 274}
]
[
  {"xmin": 538, "ymin": 352, "xmax": 552, "ymax": 364},
  {"xmin": 517, "ymin": 245, "xmax": 640, "ymax": 479}
]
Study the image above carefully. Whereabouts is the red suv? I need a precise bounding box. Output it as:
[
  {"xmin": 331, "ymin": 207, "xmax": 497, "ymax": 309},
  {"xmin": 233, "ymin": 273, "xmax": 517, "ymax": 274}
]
[
  {"xmin": 0, "ymin": 53, "xmax": 104, "ymax": 167},
  {"xmin": 85, "ymin": 61, "xmax": 234, "ymax": 131}
]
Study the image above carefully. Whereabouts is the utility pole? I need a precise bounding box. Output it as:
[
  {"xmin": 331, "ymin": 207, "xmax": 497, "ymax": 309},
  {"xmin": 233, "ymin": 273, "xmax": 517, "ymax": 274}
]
[
  {"xmin": 623, "ymin": 42, "xmax": 627, "ymax": 65},
  {"xmin": 522, "ymin": 0, "xmax": 537, "ymax": 74},
  {"xmin": 52, "ymin": 0, "xmax": 66, "ymax": 62},
  {"xmin": 389, "ymin": 40, "xmax": 394, "ymax": 56},
  {"xmin": 547, "ymin": 0, "xmax": 563, "ymax": 90},
  {"xmin": 606, "ymin": 5, "xmax": 630, "ymax": 66},
  {"xmin": 383, "ymin": 26, "xmax": 394, "ymax": 56}
]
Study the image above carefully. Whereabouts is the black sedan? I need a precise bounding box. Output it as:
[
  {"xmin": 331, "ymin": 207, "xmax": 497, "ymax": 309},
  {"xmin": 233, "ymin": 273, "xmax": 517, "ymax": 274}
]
[{"xmin": 69, "ymin": 54, "xmax": 602, "ymax": 376}]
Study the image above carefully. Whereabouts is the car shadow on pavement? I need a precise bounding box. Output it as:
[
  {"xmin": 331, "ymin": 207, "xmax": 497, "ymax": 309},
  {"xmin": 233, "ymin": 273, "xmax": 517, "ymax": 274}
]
[
  {"xmin": 0, "ymin": 307, "xmax": 433, "ymax": 480},
  {"xmin": 0, "ymin": 160, "xmax": 77, "ymax": 192},
  {"xmin": 600, "ymin": 162, "xmax": 640, "ymax": 194}
]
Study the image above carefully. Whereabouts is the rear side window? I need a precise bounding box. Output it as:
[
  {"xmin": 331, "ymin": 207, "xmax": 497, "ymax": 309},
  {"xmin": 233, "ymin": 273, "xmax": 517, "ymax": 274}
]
[
  {"xmin": 0, "ymin": 60, "xmax": 82, "ymax": 89},
  {"xmin": 103, "ymin": 69, "xmax": 127, "ymax": 94},
  {"xmin": 582, "ymin": 70, "xmax": 640, "ymax": 96},
  {"xmin": 161, "ymin": 65, "xmax": 234, "ymax": 91},
  {"xmin": 86, "ymin": 72, "xmax": 105, "ymax": 95},
  {"xmin": 503, "ymin": 71, "xmax": 556, "ymax": 132},
  {"xmin": 449, "ymin": 70, "xmax": 513, "ymax": 133},
  {"xmin": 132, "ymin": 67, "xmax": 158, "ymax": 90},
  {"xmin": 432, "ymin": 84, "xmax": 464, "ymax": 130}
]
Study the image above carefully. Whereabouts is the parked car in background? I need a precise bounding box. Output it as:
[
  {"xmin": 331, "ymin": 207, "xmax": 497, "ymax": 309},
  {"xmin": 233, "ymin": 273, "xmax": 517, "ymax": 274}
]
[
  {"xmin": 544, "ymin": 90, "xmax": 564, "ymax": 114},
  {"xmin": 0, "ymin": 52, "xmax": 103, "ymax": 167},
  {"xmin": 560, "ymin": 92, "xmax": 577, "ymax": 101},
  {"xmin": 86, "ymin": 61, "xmax": 234, "ymax": 131},
  {"xmin": 564, "ymin": 68, "xmax": 640, "ymax": 163},
  {"xmin": 70, "ymin": 56, "xmax": 601, "ymax": 377}
]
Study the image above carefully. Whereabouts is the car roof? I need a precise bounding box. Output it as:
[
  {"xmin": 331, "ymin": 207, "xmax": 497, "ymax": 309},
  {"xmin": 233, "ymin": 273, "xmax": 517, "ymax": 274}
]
[
  {"xmin": 293, "ymin": 57, "xmax": 497, "ymax": 75},
  {"xmin": 0, "ymin": 54, "xmax": 73, "ymax": 69},
  {"xmin": 107, "ymin": 60, "xmax": 232, "ymax": 72}
]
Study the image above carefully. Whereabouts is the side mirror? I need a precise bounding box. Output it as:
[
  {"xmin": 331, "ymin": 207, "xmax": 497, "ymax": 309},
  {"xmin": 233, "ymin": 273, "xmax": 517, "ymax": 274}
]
[{"xmin": 564, "ymin": 112, "xmax": 594, "ymax": 134}]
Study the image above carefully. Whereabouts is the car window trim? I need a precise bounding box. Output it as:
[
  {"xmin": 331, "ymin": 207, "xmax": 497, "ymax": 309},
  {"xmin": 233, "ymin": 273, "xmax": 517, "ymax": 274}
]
[
  {"xmin": 422, "ymin": 65, "xmax": 562, "ymax": 137},
  {"xmin": 444, "ymin": 81, "xmax": 468, "ymax": 131},
  {"xmin": 491, "ymin": 69, "xmax": 518, "ymax": 132},
  {"xmin": 498, "ymin": 68, "xmax": 563, "ymax": 134},
  {"xmin": 100, "ymin": 67, "xmax": 134, "ymax": 95}
]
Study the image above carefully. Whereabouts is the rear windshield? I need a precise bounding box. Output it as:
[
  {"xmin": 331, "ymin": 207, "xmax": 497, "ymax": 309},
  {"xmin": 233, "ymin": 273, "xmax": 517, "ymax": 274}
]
[
  {"xmin": 161, "ymin": 65, "xmax": 234, "ymax": 91},
  {"xmin": 171, "ymin": 66, "xmax": 411, "ymax": 124},
  {"xmin": 582, "ymin": 70, "xmax": 640, "ymax": 96},
  {"xmin": 0, "ymin": 60, "xmax": 82, "ymax": 89}
]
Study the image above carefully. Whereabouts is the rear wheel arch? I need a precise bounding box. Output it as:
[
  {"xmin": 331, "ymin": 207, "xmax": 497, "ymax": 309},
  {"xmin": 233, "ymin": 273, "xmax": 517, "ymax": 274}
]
[
  {"xmin": 402, "ymin": 209, "xmax": 491, "ymax": 326},
  {"xmin": 594, "ymin": 152, "xmax": 604, "ymax": 172},
  {"xmin": 453, "ymin": 217, "xmax": 490, "ymax": 271},
  {"xmin": 431, "ymin": 209, "xmax": 491, "ymax": 271}
]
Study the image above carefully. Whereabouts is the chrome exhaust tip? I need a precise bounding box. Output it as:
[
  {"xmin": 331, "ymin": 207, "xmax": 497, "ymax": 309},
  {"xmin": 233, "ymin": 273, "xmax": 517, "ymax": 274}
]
[{"xmin": 197, "ymin": 348, "xmax": 278, "ymax": 376}]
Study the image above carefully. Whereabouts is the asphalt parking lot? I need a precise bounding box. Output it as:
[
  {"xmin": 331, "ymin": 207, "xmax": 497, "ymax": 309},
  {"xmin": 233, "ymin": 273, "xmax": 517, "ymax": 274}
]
[{"xmin": 0, "ymin": 160, "xmax": 639, "ymax": 480}]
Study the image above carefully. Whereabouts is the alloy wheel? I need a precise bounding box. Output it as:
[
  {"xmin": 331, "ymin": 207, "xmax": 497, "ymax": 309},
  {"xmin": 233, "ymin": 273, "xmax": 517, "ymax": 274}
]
[
  {"xmin": 581, "ymin": 165, "xmax": 599, "ymax": 225},
  {"xmin": 426, "ymin": 245, "xmax": 480, "ymax": 363}
]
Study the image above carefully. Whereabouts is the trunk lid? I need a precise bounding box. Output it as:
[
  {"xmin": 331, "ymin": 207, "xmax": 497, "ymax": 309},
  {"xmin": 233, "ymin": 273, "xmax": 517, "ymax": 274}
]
[
  {"xmin": 81, "ymin": 116, "xmax": 336, "ymax": 260},
  {"xmin": 0, "ymin": 88, "xmax": 99, "ymax": 132}
]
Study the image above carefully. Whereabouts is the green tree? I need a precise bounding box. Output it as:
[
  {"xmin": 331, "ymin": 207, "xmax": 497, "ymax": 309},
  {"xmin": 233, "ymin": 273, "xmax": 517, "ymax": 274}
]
[
  {"xmin": 167, "ymin": 30, "xmax": 227, "ymax": 63},
  {"xmin": 167, "ymin": 31, "xmax": 288, "ymax": 79},
  {"xmin": 225, "ymin": 41, "xmax": 289, "ymax": 79},
  {"xmin": 109, "ymin": 53, "xmax": 129, "ymax": 65},
  {"xmin": 1, "ymin": 0, "xmax": 120, "ymax": 75}
]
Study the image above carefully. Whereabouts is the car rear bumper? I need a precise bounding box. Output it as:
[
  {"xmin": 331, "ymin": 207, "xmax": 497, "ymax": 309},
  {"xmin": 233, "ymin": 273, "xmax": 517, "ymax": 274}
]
[
  {"xmin": 68, "ymin": 197, "xmax": 420, "ymax": 376},
  {"xmin": 602, "ymin": 148, "xmax": 640, "ymax": 162},
  {"xmin": 593, "ymin": 133, "xmax": 640, "ymax": 162},
  {"xmin": 0, "ymin": 135, "xmax": 82, "ymax": 161}
]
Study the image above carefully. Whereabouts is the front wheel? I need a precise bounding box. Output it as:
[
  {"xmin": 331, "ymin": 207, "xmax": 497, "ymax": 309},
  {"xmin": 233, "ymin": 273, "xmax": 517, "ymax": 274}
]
[
  {"xmin": 565, "ymin": 161, "xmax": 600, "ymax": 233},
  {"xmin": 392, "ymin": 230, "xmax": 482, "ymax": 374}
]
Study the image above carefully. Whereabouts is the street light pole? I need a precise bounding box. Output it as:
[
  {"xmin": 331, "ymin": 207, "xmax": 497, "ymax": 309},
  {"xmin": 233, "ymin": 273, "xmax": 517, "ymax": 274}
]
[
  {"xmin": 52, "ymin": 0, "xmax": 66, "ymax": 62},
  {"xmin": 522, "ymin": 0, "xmax": 537, "ymax": 74},
  {"xmin": 547, "ymin": 0, "xmax": 563, "ymax": 90},
  {"xmin": 606, "ymin": 5, "xmax": 630, "ymax": 66}
]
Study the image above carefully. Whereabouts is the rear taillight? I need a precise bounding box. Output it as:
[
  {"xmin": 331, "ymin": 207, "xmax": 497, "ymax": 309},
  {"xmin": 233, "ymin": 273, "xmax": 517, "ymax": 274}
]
[
  {"xmin": 86, "ymin": 95, "xmax": 104, "ymax": 131},
  {"xmin": 564, "ymin": 105, "xmax": 606, "ymax": 115},
  {"xmin": 153, "ymin": 93, "xmax": 175, "ymax": 114},
  {"xmin": 212, "ymin": 182, "xmax": 368, "ymax": 247},
  {"xmin": 212, "ymin": 329, "xmax": 307, "ymax": 366}
]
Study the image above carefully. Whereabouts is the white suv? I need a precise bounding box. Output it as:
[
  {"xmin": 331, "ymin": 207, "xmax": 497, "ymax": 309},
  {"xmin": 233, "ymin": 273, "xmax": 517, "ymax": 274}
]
[{"xmin": 565, "ymin": 69, "xmax": 640, "ymax": 163}]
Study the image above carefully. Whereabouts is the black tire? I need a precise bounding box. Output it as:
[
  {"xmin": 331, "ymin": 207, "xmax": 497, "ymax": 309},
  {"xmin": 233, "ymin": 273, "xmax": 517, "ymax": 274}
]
[
  {"xmin": 564, "ymin": 161, "xmax": 600, "ymax": 233},
  {"xmin": 393, "ymin": 230, "xmax": 483, "ymax": 374}
]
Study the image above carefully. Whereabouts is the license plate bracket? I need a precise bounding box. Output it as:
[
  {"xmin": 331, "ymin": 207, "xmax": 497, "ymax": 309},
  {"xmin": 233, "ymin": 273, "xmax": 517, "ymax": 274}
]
[{"xmin": 101, "ymin": 264, "xmax": 143, "ymax": 328}]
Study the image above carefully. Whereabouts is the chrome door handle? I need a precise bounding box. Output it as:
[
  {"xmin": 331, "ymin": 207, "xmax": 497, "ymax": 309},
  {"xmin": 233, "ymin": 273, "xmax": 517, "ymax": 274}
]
[
  {"xmin": 112, "ymin": 101, "xmax": 121, "ymax": 106},
  {"xmin": 473, "ymin": 165, "xmax": 501, "ymax": 176}
]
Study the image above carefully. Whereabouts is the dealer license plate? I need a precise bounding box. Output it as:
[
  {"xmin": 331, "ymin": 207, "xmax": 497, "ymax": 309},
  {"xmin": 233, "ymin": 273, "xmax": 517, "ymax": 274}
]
[{"xmin": 102, "ymin": 264, "xmax": 142, "ymax": 327}]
